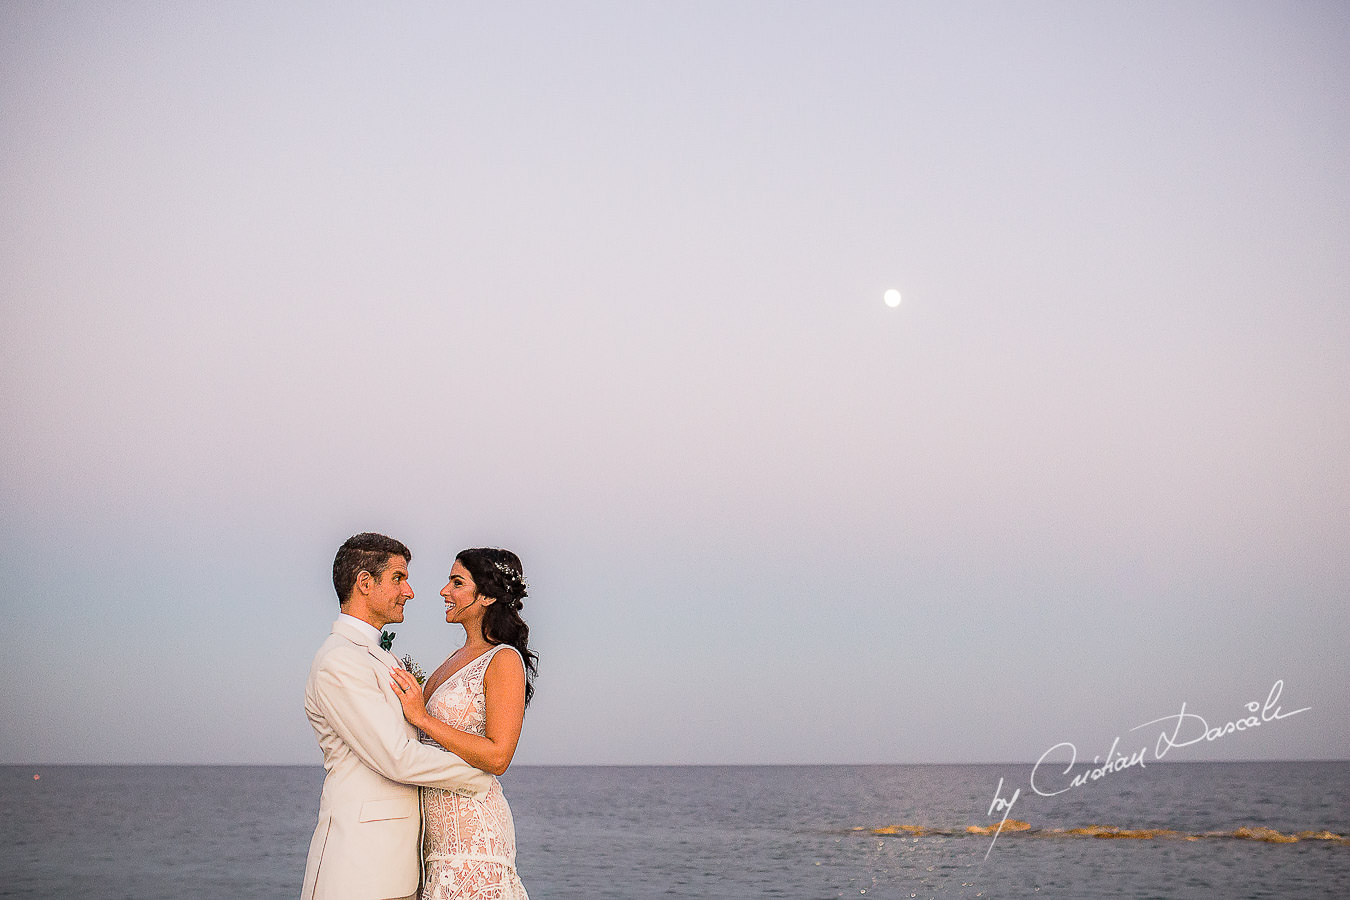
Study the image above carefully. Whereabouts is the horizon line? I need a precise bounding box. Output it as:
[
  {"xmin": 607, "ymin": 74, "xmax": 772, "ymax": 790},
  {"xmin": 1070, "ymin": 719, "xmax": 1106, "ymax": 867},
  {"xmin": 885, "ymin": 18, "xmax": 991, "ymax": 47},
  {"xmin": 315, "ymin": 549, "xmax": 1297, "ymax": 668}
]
[{"xmin": 6, "ymin": 758, "xmax": 1349, "ymax": 768}]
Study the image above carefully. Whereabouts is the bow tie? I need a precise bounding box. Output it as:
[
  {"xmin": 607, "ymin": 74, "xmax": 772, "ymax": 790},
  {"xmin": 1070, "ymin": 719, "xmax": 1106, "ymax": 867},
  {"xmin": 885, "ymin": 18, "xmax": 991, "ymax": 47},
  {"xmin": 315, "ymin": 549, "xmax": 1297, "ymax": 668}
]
[{"xmin": 379, "ymin": 630, "xmax": 396, "ymax": 651}]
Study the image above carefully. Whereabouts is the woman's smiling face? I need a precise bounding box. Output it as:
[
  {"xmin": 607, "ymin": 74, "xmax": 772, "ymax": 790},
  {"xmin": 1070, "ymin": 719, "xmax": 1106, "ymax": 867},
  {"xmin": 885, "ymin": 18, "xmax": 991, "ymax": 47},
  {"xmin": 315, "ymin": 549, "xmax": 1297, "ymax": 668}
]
[{"xmin": 440, "ymin": 558, "xmax": 488, "ymax": 624}]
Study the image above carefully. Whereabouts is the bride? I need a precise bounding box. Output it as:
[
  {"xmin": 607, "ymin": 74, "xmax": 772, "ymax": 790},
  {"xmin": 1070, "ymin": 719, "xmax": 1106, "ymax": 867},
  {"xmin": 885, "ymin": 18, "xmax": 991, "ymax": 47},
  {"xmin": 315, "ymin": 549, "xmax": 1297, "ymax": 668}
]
[{"xmin": 389, "ymin": 547, "xmax": 537, "ymax": 900}]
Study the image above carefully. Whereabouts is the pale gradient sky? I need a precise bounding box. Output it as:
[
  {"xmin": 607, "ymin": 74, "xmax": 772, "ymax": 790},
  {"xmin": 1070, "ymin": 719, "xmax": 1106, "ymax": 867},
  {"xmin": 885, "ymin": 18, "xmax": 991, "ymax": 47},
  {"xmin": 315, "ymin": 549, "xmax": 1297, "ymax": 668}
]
[{"xmin": 2, "ymin": 2, "xmax": 1347, "ymax": 765}]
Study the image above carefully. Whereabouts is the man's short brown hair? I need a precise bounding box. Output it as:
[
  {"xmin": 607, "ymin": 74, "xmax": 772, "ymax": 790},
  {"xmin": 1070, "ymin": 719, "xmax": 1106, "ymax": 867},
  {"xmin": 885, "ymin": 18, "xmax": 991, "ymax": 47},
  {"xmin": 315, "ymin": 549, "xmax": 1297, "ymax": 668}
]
[{"xmin": 332, "ymin": 533, "xmax": 412, "ymax": 607}]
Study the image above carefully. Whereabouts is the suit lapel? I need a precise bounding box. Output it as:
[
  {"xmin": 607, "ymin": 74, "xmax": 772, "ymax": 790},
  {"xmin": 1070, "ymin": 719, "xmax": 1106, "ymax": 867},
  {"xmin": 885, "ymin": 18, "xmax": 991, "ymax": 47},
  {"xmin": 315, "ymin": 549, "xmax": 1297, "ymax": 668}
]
[
  {"xmin": 370, "ymin": 644, "xmax": 402, "ymax": 669},
  {"xmin": 330, "ymin": 616, "xmax": 400, "ymax": 668}
]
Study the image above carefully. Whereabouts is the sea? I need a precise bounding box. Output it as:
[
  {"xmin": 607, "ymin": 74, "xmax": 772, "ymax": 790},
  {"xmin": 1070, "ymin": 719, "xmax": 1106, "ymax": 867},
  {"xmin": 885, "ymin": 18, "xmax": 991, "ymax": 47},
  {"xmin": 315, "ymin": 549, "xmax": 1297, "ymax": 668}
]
[{"xmin": 1, "ymin": 762, "xmax": 1347, "ymax": 899}]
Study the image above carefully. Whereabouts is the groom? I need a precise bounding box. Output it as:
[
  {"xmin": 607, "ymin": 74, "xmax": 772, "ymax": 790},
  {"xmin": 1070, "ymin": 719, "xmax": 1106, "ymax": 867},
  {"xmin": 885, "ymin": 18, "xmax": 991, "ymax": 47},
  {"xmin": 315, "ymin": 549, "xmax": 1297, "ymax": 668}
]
[{"xmin": 302, "ymin": 532, "xmax": 492, "ymax": 900}]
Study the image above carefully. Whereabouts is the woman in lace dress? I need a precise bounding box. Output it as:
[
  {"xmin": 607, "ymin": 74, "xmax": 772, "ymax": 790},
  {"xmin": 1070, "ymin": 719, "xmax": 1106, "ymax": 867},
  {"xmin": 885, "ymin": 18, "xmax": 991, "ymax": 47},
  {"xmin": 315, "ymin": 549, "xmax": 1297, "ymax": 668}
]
[{"xmin": 389, "ymin": 547, "xmax": 538, "ymax": 900}]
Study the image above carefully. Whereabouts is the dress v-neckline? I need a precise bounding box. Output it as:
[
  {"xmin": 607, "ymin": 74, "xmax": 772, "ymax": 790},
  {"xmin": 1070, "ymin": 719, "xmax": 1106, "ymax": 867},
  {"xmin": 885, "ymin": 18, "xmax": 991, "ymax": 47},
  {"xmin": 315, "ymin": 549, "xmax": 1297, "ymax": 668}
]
[{"xmin": 426, "ymin": 646, "xmax": 498, "ymax": 702}]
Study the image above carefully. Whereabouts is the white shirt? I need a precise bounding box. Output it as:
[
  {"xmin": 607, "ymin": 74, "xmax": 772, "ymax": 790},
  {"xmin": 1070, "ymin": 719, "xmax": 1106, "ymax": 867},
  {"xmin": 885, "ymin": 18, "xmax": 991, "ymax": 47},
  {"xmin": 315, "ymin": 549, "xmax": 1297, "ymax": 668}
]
[{"xmin": 339, "ymin": 612, "xmax": 383, "ymax": 647}]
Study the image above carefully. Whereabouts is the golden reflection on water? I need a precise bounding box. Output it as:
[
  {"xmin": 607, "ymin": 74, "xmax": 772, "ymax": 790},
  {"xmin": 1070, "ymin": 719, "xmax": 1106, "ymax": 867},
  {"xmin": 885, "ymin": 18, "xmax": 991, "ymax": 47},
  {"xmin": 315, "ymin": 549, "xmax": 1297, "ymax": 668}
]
[{"xmin": 852, "ymin": 821, "xmax": 1349, "ymax": 844}]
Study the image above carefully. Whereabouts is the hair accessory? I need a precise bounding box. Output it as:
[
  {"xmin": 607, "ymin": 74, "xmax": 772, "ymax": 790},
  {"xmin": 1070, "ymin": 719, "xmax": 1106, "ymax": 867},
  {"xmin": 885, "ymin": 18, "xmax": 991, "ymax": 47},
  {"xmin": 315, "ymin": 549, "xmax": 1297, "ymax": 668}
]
[{"xmin": 492, "ymin": 560, "xmax": 528, "ymax": 591}]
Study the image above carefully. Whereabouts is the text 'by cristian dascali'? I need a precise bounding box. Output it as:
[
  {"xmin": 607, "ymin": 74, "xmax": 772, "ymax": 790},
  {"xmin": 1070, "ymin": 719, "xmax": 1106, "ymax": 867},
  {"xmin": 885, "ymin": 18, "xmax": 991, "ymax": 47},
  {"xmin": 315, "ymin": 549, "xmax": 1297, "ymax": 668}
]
[{"xmin": 981, "ymin": 680, "xmax": 1310, "ymax": 859}]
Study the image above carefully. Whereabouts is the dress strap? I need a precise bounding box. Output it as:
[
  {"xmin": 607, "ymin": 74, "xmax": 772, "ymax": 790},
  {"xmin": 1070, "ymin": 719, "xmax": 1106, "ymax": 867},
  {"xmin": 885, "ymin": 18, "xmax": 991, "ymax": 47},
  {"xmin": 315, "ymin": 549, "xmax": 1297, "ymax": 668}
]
[
  {"xmin": 487, "ymin": 643, "xmax": 521, "ymax": 664},
  {"xmin": 458, "ymin": 644, "xmax": 511, "ymax": 681}
]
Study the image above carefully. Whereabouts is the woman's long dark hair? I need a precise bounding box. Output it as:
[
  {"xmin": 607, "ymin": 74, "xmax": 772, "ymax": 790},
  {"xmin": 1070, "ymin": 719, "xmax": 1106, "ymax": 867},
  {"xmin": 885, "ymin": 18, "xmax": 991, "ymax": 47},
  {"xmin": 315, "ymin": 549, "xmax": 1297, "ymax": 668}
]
[{"xmin": 456, "ymin": 547, "xmax": 539, "ymax": 707}]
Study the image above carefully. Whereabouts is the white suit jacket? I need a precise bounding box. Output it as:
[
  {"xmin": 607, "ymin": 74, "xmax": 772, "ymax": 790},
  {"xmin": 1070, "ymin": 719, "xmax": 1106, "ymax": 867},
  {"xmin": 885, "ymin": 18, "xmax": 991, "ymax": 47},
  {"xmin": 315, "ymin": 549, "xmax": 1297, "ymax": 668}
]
[{"xmin": 301, "ymin": 616, "xmax": 494, "ymax": 900}]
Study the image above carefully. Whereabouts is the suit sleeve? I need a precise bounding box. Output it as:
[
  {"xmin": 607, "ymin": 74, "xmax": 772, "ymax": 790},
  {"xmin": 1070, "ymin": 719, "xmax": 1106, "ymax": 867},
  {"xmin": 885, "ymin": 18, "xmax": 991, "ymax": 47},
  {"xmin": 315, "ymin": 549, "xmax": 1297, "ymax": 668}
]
[{"xmin": 311, "ymin": 647, "xmax": 494, "ymax": 797}]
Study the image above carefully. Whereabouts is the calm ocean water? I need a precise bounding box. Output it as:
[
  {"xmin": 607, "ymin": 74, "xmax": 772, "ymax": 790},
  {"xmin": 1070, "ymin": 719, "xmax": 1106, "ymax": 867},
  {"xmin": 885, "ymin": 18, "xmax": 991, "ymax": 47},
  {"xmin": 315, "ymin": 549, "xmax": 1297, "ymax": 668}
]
[{"xmin": 1, "ymin": 763, "xmax": 1346, "ymax": 899}]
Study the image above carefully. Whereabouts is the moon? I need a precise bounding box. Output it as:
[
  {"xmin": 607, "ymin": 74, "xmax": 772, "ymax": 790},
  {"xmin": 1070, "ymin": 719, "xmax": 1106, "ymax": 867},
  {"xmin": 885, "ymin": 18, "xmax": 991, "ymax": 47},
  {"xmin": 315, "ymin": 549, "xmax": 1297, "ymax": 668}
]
[{"xmin": 884, "ymin": 289, "xmax": 902, "ymax": 308}]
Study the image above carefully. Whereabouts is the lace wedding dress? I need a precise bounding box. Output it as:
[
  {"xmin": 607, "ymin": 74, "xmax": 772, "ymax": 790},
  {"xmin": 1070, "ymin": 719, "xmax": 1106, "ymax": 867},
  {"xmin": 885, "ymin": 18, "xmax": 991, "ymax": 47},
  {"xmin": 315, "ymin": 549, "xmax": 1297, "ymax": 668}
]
[{"xmin": 420, "ymin": 645, "xmax": 529, "ymax": 900}]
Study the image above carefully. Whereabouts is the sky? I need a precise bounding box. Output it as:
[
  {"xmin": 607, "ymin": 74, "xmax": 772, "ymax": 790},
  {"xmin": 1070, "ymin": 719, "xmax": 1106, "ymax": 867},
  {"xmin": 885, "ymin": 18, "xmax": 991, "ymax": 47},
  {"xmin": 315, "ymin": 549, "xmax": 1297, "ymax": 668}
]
[{"xmin": 1, "ymin": 2, "xmax": 1347, "ymax": 766}]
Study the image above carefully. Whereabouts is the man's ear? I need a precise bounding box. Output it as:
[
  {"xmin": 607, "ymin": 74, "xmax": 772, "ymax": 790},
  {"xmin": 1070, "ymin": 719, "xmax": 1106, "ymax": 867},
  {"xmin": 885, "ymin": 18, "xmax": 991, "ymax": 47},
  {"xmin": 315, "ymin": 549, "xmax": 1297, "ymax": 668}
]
[{"xmin": 355, "ymin": 570, "xmax": 374, "ymax": 596}]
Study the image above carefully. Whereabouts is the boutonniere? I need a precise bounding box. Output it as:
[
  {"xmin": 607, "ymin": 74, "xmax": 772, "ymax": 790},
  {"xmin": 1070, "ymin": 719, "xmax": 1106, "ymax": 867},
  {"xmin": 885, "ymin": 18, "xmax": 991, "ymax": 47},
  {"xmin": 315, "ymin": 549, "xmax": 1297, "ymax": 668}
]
[
  {"xmin": 379, "ymin": 630, "xmax": 396, "ymax": 651},
  {"xmin": 400, "ymin": 654, "xmax": 427, "ymax": 684}
]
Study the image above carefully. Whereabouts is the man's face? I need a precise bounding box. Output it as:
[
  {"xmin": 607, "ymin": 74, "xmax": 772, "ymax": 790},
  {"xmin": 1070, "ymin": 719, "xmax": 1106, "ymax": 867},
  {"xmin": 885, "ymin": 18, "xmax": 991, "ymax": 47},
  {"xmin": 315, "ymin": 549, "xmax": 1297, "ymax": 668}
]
[{"xmin": 365, "ymin": 556, "xmax": 413, "ymax": 628}]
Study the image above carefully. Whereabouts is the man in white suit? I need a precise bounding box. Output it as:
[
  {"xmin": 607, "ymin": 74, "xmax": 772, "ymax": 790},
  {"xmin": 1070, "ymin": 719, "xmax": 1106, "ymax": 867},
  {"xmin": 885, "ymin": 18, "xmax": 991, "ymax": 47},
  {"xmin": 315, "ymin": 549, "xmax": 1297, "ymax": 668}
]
[{"xmin": 302, "ymin": 533, "xmax": 493, "ymax": 900}]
